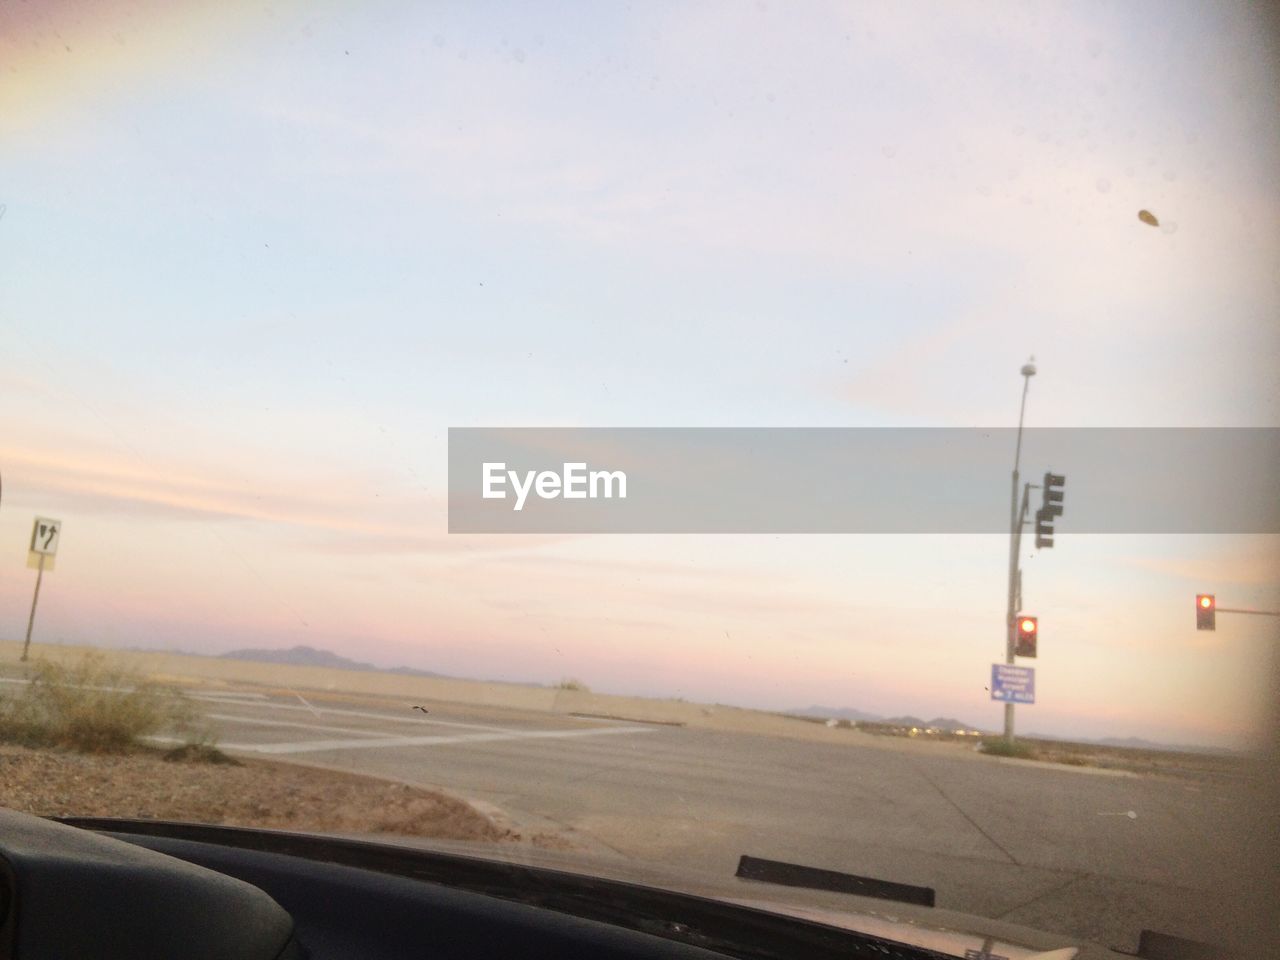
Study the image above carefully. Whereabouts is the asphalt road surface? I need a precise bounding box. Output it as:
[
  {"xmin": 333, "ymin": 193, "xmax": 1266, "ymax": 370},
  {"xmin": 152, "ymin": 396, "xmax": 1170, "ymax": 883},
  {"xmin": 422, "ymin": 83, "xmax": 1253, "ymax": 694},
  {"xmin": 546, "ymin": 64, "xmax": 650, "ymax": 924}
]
[{"xmin": 176, "ymin": 690, "xmax": 1251, "ymax": 952}]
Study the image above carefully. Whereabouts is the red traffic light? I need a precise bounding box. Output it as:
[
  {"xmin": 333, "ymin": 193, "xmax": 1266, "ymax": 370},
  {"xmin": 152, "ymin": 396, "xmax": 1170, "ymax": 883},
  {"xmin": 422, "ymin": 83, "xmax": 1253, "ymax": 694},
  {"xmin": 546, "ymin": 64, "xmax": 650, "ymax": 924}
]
[
  {"xmin": 1196, "ymin": 594, "xmax": 1216, "ymax": 631},
  {"xmin": 1015, "ymin": 615, "xmax": 1038, "ymax": 658}
]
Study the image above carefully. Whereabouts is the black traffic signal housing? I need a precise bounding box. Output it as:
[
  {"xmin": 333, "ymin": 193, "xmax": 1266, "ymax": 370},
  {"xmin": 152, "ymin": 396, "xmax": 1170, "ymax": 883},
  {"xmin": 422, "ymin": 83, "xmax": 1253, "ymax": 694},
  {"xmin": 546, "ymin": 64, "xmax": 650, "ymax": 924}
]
[
  {"xmin": 1015, "ymin": 615, "xmax": 1038, "ymax": 658},
  {"xmin": 1034, "ymin": 509, "xmax": 1054, "ymax": 549},
  {"xmin": 1036, "ymin": 472, "xmax": 1066, "ymax": 549},
  {"xmin": 1196, "ymin": 594, "xmax": 1216, "ymax": 631}
]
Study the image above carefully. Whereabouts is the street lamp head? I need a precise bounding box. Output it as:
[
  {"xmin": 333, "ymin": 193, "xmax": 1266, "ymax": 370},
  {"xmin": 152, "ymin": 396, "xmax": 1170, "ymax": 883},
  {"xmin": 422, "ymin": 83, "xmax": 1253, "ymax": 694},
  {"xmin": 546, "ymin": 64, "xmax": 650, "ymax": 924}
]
[{"xmin": 1020, "ymin": 362, "xmax": 1037, "ymax": 378}]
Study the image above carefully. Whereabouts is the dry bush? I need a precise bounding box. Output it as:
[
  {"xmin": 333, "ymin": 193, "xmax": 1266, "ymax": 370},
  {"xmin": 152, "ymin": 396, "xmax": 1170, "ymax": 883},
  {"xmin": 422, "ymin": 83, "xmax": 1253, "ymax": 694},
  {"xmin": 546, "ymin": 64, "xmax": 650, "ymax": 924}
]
[
  {"xmin": 0, "ymin": 654, "xmax": 208, "ymax": 754},
  {"xmin": 978, "ymin": 736, "xmax": 1038, "ymax": 760}
]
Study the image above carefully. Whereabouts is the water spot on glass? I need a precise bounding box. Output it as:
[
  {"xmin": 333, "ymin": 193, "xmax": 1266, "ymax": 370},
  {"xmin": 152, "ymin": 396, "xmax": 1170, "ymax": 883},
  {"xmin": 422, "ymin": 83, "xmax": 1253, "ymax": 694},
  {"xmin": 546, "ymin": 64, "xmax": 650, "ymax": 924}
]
[
  {"xmin": 1125, "ymin": 166, "xmax": 1136, "ymax": 178},
  {"xmin": 1013, "ymin": 124, "xmax": 1026, "ymax": 137},
  {"xmin": 881, "ymin": 145, "xmax": 897, "ymax": 159},
  {"xmin": 433, "ymin": 34, "xmax": 446, "ymax": 48},
  {"xmin": 513, "ymin": 48, "xmax": 526, "ymax": 63},
  {"xmin": 1096, "ymin": 178, "xmax": 1111, "ymax": 194}
]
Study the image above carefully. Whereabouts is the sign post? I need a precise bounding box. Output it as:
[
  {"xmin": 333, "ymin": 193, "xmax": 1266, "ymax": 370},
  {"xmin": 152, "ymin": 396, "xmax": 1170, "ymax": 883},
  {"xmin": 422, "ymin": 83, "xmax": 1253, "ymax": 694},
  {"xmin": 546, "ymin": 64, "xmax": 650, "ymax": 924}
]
[{"xmin": 21, "ymin": 517, "xmax": 61, "ymax": 662}]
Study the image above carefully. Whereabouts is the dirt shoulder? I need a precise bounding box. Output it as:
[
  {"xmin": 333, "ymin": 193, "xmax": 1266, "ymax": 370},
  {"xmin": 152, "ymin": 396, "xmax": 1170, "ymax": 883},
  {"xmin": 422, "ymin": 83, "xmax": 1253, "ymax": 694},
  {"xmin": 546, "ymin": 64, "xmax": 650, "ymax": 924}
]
[{"xmin": 0, "ymin": 743, "xmax": 516, "ymax": 842}]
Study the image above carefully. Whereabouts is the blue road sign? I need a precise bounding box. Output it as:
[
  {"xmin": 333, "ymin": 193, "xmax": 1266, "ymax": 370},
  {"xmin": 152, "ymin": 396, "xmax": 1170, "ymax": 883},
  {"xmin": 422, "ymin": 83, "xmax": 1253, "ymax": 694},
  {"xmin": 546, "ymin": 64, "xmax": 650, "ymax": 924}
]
[{"xmin": 991, "ymin": 664, "xmax": 1035, "ymax": 704}]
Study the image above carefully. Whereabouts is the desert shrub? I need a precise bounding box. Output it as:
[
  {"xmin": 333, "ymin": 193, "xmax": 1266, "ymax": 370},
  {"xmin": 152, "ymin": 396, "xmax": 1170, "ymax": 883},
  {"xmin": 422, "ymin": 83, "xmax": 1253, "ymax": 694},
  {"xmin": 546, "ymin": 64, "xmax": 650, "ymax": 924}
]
[
  {"xmin": 978, "ymin": 736, "xmax": 1038, "ymax": 760},
  {"xmin": 162, "ymin": 742, "xmax": 239, "ymax": 765},
  {"xmin": 0, "ymin": 654, "xmax": 205, "ymax": 753}
]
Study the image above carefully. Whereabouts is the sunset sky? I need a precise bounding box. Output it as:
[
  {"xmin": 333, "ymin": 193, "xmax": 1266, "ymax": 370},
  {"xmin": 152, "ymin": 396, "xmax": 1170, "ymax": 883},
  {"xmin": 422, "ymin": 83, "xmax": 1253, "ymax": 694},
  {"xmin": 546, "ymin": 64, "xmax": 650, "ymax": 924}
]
[{"xmin": 2, "ymin": 0, "xmax": 1277, "ymax": 748}]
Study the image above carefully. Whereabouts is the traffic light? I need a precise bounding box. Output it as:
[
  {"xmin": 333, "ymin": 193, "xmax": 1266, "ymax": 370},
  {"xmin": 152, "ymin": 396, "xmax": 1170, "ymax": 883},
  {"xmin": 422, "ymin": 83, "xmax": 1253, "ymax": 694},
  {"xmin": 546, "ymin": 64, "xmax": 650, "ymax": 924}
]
[
  {"xmin": 1196, "ymin": 594, "xmax": 1215, "ymax": 631},
  {"xmin": 1034, "ymin": 509, "xmax": 1054, "ymax": 549},
  {"xmin": 1015, "ymin": 615, "xmax": 1038, "ymax": 658},
  {"xmin": 1036, "ymin": 473, "xmax": 1066, "ymax": 549}
]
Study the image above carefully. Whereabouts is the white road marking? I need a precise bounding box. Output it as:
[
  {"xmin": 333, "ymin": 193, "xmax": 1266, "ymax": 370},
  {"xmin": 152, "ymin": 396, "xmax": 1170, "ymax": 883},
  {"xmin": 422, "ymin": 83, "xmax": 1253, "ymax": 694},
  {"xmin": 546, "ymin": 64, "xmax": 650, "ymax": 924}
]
[
  {"xmin": 0, "ymin": 678, "xmax": 519, "ymax": 734},
  {"xmin": 188, "ymin": 690, "xmax": 269, "ymax": 700},
  {"xmin": 204, "ymin": 713, "xmax": 395, "ymax": 739},
  {"xmin": 291, "ymin": 690, "xmax": 322, "ymax": 718},
  {"xmin": 1, "ymin": 677, "xmax": 265, "ymax": 700},
  {"xmin": 214, "ymin": 724, "xmax": 655, "ymax": 756},
  {"xmin": 193, "ymin": 697, "xmax": 516, "ymax": 732}
]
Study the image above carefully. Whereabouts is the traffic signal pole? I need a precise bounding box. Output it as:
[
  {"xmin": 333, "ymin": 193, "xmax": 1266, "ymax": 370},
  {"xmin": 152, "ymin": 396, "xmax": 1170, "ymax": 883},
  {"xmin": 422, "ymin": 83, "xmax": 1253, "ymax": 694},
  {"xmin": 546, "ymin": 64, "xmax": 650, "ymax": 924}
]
[
  {"xmin": 1004, "ymin": 363, "xmax": 1036, "ymax": 742},
  {"xmin": 1196, "ymin": 594, "xmax": 1280, "ymax": 628}
]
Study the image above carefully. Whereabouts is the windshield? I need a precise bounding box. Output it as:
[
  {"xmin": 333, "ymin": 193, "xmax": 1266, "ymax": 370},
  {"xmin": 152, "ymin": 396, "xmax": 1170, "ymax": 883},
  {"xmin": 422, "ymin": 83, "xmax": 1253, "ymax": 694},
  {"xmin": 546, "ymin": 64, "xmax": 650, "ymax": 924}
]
[{"xmin": 2, "ymin": 2, "xmax": 1278, "ymax": 956}]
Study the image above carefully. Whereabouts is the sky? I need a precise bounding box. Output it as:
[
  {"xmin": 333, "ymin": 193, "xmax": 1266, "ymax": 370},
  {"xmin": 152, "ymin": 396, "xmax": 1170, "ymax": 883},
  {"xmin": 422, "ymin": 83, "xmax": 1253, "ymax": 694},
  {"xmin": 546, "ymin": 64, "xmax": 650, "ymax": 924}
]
[{"xmin": 1, "ymin": 0, "xmax": 1278, "ymax": 748}]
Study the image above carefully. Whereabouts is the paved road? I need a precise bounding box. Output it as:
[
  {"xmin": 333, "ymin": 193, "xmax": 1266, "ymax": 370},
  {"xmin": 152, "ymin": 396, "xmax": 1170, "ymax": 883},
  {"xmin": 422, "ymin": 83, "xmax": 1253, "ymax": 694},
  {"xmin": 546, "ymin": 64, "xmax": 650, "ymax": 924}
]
[{"xmin": 178, "ymin": 690, "xmax": 1250, "ymax": 952}]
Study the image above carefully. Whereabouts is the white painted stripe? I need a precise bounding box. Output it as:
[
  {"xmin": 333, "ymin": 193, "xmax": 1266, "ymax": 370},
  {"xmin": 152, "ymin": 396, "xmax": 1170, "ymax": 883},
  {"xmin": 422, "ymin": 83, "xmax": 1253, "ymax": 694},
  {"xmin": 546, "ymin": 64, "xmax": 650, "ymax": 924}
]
[
  {"xmin": 195, "ymin": 697, "xmax": 514, "ymax": 732},
  {"xmin": 204, "ymin": 713, "xmax": 397, "ymax": 739},
  {"xmin": 216, "ymin": 724, "xmax": 654, "ymax": 756},
  {"xmin": 2, "ymin": 677, "xmax": 262, "ymax": 701},
  {"xmin": 0, "ymin": 677, "xmax": 140, "ymax": 692}
]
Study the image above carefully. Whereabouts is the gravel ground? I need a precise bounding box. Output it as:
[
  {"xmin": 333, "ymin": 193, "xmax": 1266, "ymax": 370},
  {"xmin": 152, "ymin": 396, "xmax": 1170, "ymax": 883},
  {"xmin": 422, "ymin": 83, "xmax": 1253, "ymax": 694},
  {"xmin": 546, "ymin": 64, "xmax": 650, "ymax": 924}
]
[{"xmin": 1, "ymin": 743, "xmax": 512, "ymax": 841}]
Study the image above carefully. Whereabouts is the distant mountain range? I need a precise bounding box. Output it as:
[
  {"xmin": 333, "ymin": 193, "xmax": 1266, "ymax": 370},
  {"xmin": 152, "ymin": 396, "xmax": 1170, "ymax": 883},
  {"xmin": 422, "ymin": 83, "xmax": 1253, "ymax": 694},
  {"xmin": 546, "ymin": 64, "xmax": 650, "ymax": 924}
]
[
  {"xmin": 788, "ymin": 706, "xmax": 981, "ymax": 733},
  {"xmin": 790, "ymin": 706, "xmax": 1233, "ymax": 754},
  {"xmin": 788, "ymin": 706, "xmax": 883, "ymax": 723},
  {"xmin": 219, "ymin": 645, "xmax": 448, "ymax": 678}
]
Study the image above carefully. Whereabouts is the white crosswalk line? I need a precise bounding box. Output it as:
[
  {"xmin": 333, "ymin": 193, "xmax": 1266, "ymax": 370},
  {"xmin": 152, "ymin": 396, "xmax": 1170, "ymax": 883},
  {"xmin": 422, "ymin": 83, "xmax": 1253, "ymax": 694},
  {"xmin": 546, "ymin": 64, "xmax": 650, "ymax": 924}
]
[
  {"xmin": 204, "ymin": 712, "xmax": 397, "ymax": 739},
  {"xmin": 190, "ymin": 696, "xmax": 514, "ymax": 732},
  {"xmin": 215, "ymin": 724, "xmax": 655, "ymax": 755}
]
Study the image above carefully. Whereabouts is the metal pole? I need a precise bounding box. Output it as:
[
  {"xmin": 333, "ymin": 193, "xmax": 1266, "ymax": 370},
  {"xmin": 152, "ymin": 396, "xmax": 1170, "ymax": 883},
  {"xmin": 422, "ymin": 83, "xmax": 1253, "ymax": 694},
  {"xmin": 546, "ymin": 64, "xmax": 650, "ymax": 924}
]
[
  {"xmin": 21, "ymin": 552, "xmax": 46, "ymax": 662},
  {"xmin": 1004, "ymin": 366, "xmax": 1034, "ymax": 741},
  {"xmin": 1215, "ymin": 608, "xmax": 1280, "ymax": 618}
]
